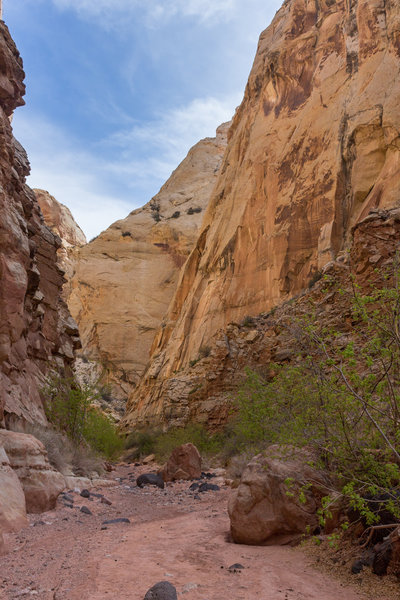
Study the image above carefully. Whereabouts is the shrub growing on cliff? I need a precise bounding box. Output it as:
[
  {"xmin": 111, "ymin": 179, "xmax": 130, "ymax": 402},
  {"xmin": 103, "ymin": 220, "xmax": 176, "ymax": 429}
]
[
  {"xmin": 234, "ymin": 266, "xmax": 400, "ymax": 523},
  {"xmin": 43, "ymin": 375, "xmax": 123, "ymax": 459}
]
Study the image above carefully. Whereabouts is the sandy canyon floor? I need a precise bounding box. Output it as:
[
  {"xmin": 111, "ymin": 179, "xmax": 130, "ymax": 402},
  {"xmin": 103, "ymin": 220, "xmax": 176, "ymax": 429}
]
[{"xmin": 0, "ymin": 465, "xmax": 382, "ymax": 600}]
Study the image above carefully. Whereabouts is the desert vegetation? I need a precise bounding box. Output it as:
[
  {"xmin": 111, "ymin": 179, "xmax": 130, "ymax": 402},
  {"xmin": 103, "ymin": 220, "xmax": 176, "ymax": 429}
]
[{"xmin": 42, "ymin": 374, "xmax": 123, "ymax": 465}]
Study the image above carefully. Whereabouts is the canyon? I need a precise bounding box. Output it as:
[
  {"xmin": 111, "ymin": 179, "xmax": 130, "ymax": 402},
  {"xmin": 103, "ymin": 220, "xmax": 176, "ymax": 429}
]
[
  {"xmin": 60, "ymin": 124, "xmax": 229, "ymax": 413},
  {"xmin": 0, "ymin": 0, "xmax": 400, "ymax": 594}
]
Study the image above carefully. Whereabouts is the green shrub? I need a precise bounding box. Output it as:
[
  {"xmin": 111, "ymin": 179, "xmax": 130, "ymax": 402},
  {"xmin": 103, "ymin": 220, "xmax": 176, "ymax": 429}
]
[
  {"xmin": 124, "ymin": 429, "xmax": 159, "ymax": 457},
  {"xmin": 83, "ymin": 408, "xmax": 124, "ymax": 459},
  {"xmin": 42, "ymin": 374, "xmax": 123, "ymax": 460},
  {"xmin": 124, "ymin": 424, "xmax": 224, "ymax": 463},
  {"xmin": 232, "ymin": 264, "xmax": 400, "ymax": 524}
]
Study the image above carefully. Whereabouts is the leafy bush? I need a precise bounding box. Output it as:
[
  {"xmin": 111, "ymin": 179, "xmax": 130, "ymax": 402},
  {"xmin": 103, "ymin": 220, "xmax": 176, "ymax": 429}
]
[
  {"xmin": 124, "ymin": 424, "xmax": 224, "ymax": 463},
  {"xmin": 232, "ymin": 266, "xmax": 400, "ymax": 525},
  {"xmin": 42, "ymin": 374, "xmax": 123, "ymax": 460},
  {"xmin": 124, "ymin": 429, "xmax": 158, "ymax": 458}
]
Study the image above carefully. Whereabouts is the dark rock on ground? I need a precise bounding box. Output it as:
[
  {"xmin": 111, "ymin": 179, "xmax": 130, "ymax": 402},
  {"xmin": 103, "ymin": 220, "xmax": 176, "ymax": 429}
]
[
  {"xmin": 228, "ymin": 563, "xmax": 244, "ymax": 572},
  {"xmin": 62, "ymin": 494, "xmax": 74, "ymax": 503},
  {"xmin": 351, "ymin": 560, "xmax": 364, "ymax": 574},
  {"xmin": 80, "ymin": 506, "xmax": 92, "ymax": 515},
  {"xmin": 144, "ymin": 581, "xmax": 178, "ymax": 600},
  {"xmin": 189, "ymin": 483, "xmax": 199, "ymax": 491},
  {"xmin": 201, "ymin": 472, "xmax": 216, "ymax": 479},
  {"xmin": 80, "ymin": 489, "xmax": 91, "ymax": 498},
  {"xmin": 198, "ymin": 483, "xmax": 220, "ymax": 493},
  {"xmin": 102, "ymin": 518, "xmax": 131, "ymax": 525},
  {"xmin": 136, "ymin": 473, "xmax": 165, "ymax": 489}
]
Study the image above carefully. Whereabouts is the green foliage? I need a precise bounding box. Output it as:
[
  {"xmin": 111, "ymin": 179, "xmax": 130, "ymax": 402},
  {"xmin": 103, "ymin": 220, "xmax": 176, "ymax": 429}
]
[
  {"xmin": 42, "ymin": 374, "xmax": 122, "ymax": 459},
  {"xmin": 125, "ymin": 424, "xmax": 224, "ymax": 463},
  {"xmin": 232, "ymin": 264, "xmax": 400, "ymax": 524},
  {"xmin": 83, "ymin": 408, "xmax": 124, "ymax": 459},
  {"xmin": 124, "ymin": 429, "xmax": 158, "ymax": 457}
]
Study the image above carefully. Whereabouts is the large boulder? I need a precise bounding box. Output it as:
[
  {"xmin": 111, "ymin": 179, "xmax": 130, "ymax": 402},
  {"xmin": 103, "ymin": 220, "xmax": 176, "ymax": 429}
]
[
  {"xmin": 161, "ymin": 443, "xmax": 201, "ymax": 482},
  {"xmin": 0, "ymin": 444, "xmax": 27, "ymax": 533},
  {"xmin": 228, "ymin": 446, "xmax": 330, "ymax": 545},
  {"xmin": 0, "ymin": 430, "xmax": 65, "ymax": 513}
]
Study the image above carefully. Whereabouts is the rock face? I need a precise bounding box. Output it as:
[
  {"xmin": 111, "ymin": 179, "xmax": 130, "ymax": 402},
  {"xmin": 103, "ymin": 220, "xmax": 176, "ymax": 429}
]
[
  {"xmin": 0, "ymin": 22, "xmax": 81, "ymax": 428},
  {"xmin": 161, "ymin": 443, "xmax": 201, "ymax": 482},
  {"xmin": 124, "ymin": 0, "xmax": 400, "ymax": 430},
  {"xmin": 228, "ymin": 447, "xmax": 330, "ymax": 545},
  {"xmin": 0, "ymin": 430, "xmax": 65, "ymax": 513},
  {"xmin": 67, "ymin": 123, "xmax": 229, "ymax": 412},
  {"xmin": 0, "ymin": 444, "xmax": 27, "ymax": 534},
  {"xmin": 34, "ymin": 188, "xmax": 86, "ymax": 280}
]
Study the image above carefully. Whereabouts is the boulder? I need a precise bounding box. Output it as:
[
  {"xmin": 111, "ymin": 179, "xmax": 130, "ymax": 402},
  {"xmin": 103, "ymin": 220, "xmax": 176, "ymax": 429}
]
[
  {"xmin": 0, "ymin": 444, "xmax": 27, "ymax": 533},
  {"xmin": 136, "ymin": 473, "xmax": 165, "ymax": 490},
  {"xmin": 161, "ymin": 443, "xmax": 201, "ymax": 482},
  {"xmin": 0, "ymin": 430, "xmax": 65, "ymax": 513},
  {"xmin": 228, "ymin": 446, "xmax": 330, "ymax": 545},
  {"xmin": 144, "ymin": 581, "xmax": 178, "ymax": 600}
]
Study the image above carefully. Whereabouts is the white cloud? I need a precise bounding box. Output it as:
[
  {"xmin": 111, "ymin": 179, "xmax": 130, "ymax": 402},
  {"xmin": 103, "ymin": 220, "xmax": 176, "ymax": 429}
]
[
  {"xmin": 11, "ymin": 113, "xmax": 134, "ymax": 241},
  {"xmin": 50, "ymin": 0, "xmax": 237, "ymax": 27},
  {"xmin": 11, "ymin": 94, "xmax": 236, "ymax": 240},
  {"xmin": 109, "ymin": 95, "xmax": 237, "ymax": 177}
]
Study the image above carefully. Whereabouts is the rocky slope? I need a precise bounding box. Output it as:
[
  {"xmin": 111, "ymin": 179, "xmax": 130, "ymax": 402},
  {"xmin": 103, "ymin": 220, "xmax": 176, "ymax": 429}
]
[
  {"xmin": 67, "ymin": 123, "xmax": 229, "ymax": 412},
  {"xmin": 0, "ymin": 22, "xmax": 81, "ymax": 429},
  {"xmin": 123, "ymin": 0, "xmax": 400, "ymax": 430},
  {"xmin": 34, "ymin": 188, "xmax": 86, "ymax": 282}
]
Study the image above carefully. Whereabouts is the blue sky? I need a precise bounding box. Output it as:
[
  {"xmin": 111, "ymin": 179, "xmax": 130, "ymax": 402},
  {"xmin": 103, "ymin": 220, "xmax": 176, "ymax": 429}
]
[{"xmin": 5, "ymin": 0, "xmax": 281, "ymax": 240}]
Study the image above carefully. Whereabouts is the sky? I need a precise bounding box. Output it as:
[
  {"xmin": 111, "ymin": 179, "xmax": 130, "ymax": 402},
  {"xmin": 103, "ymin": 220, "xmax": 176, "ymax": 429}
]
[{"xmin": 5, "ymin": 0, "xmax": 282, "ymax": 240}]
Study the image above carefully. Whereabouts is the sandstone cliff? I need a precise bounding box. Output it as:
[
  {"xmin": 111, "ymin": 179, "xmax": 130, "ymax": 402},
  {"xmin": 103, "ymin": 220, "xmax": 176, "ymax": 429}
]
[
  {"xmin": 67, "ymin": 123, "xmax": 229, "ymax": 412},
  {"xmin": 34, "ymin": 188, "xmax": 86, "ymax": 282},
  {"xmin": 0, "ymin": 22, "xmax": 81, "ymax": 428},
  {"xmin": 123, "ymin": 0, "xmax": 400, "ymax": 430}
]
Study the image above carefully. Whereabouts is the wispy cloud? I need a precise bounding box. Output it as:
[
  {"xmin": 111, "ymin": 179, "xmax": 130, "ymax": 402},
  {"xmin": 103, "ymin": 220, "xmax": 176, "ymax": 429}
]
[
  {"xmin": 50, "ymin": 0, "xmax": 237, "ymax": 27},
  {"xmin": 109, "ymin": 95, "xmax": 237, "ymax": 178},
  {"xmin": 12, "ymin": 94, "xmax": 236, "ymax": 240}
]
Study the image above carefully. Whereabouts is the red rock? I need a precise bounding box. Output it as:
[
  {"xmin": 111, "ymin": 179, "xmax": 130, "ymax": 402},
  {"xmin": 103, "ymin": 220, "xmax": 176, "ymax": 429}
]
[
  {"xmin": 161, "ymin": 443, "xmax": 201, "ymax": 482},
  {"xmin": 0, "ymin": 430, "xmax": 65, "ymax": 513},
  {"xmin": 0, "ymin": 443, "xmax": 27, "ymax": 534},
  {"xmin": 228, "ymin": 446, "xmax": 330, "ymax": 545}
]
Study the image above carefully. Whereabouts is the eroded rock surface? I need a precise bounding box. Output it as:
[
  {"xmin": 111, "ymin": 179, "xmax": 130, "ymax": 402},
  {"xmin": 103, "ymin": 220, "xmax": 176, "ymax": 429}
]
[
  {"xmin": 34, "ymin": 188, "xmax": 86, "ymax": 281},
  {"xmin": 0, "ymin": 22, "xmax": 81, "ymax": 428},
  {"xmin": 124, "ymin": 0, "xmax": 400, "ymax": 430},
  {"xmin": 67, "ymin": 123, "xmax": 229, "ymax": 413},
  {"xmin": 0, "ymin": 444, "xmax": 27, "ymax": 534},
  {"xmin": 161, "ymin": 443, "xmax": 201, "ymax": 482},
  {"xmin": 228, "ymin": 446, "xmax": 330, "ymax": 545},
  {"xmin": 0, "ymin": 430, "xmax": 65, "ymax": 513}
]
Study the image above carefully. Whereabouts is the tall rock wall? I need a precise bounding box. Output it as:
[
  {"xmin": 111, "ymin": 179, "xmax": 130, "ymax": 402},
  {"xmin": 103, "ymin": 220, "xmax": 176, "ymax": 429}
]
[
  {"xmin": 67, "ymin": 123, "xmax": 229, "ymax": 413},
  {"xmin": 34, "ymin": 188, "xmax": 86, "ymax": 283},
  {"xmin": 0, "ymin": 22, "xmax": 81, "ymax": 428},
  {"xmin": 123, "ymin": 0, "xmax": 400, "ymax": 430}
]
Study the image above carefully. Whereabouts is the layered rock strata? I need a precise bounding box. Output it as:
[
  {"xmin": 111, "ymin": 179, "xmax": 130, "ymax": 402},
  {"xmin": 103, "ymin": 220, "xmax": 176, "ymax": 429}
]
[
  {"xmin": 0, "ymin": 430, "xmax": 65, "ymax": 513},
  {"xmin": 0, "ymin": 22, "xmax": 81, "ymax": 427},
  {"xmin": 124, "ymin": 0, "xmax": 400, "ymax": 430},
  {"xmin": 0, "ymin": 444, "xmax": 27, "ymax": 535},
  {"xmin": 34, "ymin": 188, "xmax": 86, "ymax": 282},
  {"xmin": 67, "ymin": 123, "xmax": 229, "ymax": 412}
]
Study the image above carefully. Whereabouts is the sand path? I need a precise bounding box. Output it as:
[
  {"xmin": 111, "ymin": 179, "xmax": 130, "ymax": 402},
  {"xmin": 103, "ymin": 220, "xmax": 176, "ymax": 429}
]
[{"xmin": 0, "ymin": 465, "xmax": 369, "ymax": 600}]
